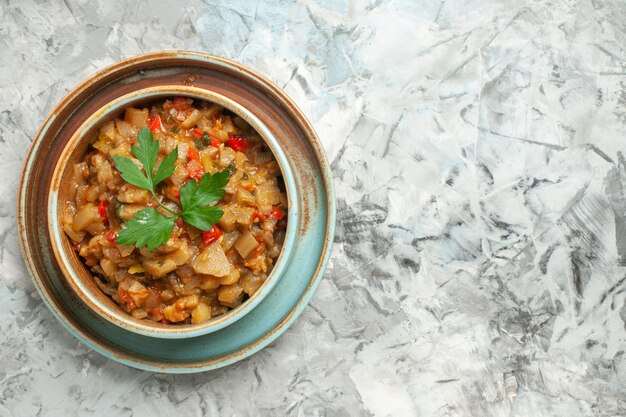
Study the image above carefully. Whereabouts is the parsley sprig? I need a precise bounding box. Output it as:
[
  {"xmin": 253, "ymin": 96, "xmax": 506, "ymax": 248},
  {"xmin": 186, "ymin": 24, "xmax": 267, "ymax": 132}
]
[{"xmin": 113, "ymin": 127, "xmax": 229, "ymax": 251}]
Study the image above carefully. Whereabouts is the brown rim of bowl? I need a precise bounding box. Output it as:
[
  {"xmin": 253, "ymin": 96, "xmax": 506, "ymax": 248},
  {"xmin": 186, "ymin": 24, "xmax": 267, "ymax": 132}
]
[{"xmin": 49, "ymin": 85, "xmax": 299, "ymax": 338}]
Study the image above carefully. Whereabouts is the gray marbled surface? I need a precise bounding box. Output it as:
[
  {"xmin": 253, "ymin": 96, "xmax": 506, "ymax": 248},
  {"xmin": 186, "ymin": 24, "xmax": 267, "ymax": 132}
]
[{"xmin": 2, "ymin": 0, "xmax": 626, "ymax": 415}]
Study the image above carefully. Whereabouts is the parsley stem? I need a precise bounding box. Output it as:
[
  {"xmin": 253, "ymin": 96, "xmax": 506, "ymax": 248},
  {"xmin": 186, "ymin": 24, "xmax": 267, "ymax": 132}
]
[{"xmin": 151, "ymin": 191, "xmax": 180, "ymax": 217}]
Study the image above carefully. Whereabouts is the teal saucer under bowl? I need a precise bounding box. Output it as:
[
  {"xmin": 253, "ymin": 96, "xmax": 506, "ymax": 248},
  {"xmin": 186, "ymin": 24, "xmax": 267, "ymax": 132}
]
[{"xmin": 17, "ymin": 51, "xmax": 335, "ymax": 372}]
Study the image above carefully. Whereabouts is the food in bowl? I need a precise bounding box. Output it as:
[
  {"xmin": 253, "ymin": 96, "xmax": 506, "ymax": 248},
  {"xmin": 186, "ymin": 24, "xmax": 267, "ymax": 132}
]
[{"xmin": 61, "ymin": 97, "xmax": 288, "ymax": 324}]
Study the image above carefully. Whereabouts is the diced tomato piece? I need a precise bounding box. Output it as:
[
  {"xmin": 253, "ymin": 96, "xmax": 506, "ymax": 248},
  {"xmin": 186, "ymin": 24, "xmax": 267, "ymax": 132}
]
[
  {"xmin": 172, "ymin": 97, "xmax": 191, "ymax": 111},
  {"xmin": 174, "ymin": 191, "xmax": 180, "ymax": 199},
  {"xmin": 270, "ymin": 206, "xmax": 285, "ymax": 220},
  {"xmin": 226, "ymin": 136, "xmax": 249, "ymax": 152},
  {"xmin": 253, "ymin": 210, "xmax": 266, "ymax": 222},
  {"xmin": 202, "ymin": 224, "xmax": 223, "ymax": 246},
  {"xmin": 98, "ymin": 199, "xmax": 108, "ymax": 224},
  {"xmin": 147, "ymin": 114, "xmax": 163, "ymax": 132},
  {"xmin": 187, "ymin": 146, "xmax": 200, "ymax": 161},
  {"xmin": 106, "ymin": 230, "xmax": 117, "ymax": 243},
  {"xmin": 176, "ymin": 218, "xmax": 185, "ymax": 228},
  {"xmin": 193, "ymin": 128, "xmax": 203, "ymax": 138}
]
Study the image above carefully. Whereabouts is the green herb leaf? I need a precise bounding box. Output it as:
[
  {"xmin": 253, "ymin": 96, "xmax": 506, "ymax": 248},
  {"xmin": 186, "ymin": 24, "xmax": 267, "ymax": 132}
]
[
  {"xmin": 116, "ymin": 207, "xmax": 175, "ymax": 251},
  {"xmin": 132, "ymin": 127, "xmax": 159, "ymax": 180},
  {"xmin": 153, "ymin": 146, "xmax": 178, "ymax": 186},
  {"xmin": 180, "ymin": 171, "xmax": 229, "ymax": 211},
  {"xmin": 113, "ymin": 127, "xmax": 229, "ymax": 250},
  {"xmin": 179, "ymin": 171, "xmax": 229, "ymax": 230},
  {"xmin": 182, "ymin": 206, "xmax": 224, "ymax": 230},
  {"xmin": 114, "ymin": 127, "xmax": 173, "ymax": 193},
  {"xmin": 113, "ymin": 156, "xmax": 152, "ymax": 190}
]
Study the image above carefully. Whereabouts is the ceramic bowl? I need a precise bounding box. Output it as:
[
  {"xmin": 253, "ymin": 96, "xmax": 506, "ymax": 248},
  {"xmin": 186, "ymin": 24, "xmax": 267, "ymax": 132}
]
[
  {"xmin": 18, "ymin": 51, "xmax": 335, "ymax": 372},
  {"xmin": 49, "ymin": 85, "xmax": 299, "ymax": 338}
]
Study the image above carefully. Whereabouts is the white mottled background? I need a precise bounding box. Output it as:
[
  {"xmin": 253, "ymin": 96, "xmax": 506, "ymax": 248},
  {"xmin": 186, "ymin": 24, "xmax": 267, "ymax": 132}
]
[{"xmin": 1, "ymin": 0, "xmax": 626, "ymax": 416}]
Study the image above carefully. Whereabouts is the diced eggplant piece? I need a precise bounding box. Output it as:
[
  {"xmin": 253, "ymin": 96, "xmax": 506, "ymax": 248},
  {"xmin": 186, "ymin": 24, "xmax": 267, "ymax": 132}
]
[{"xmin": 192, "ymin": 242, "xmax": 231, "ymax": 277}]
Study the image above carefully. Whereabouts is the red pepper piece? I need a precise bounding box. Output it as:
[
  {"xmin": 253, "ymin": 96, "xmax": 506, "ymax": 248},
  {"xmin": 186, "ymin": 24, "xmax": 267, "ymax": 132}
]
[
  {"xmin": 192, "ymin": 128, "xmax": 203, "ymax": 138},
  {"xmin": 270, "ymin": 206, "xmax": 285, "ymax": 220},
  {"xmin": 210, "ymin": 136, "xmax": 220, "ymax": 147},
  {"xmin": 98, "ymin": 199, "xmax": 108, "ymax": 224},
  {"xmin": 202, "ymin": 224, "xmax": 223, "ymax": 246},
  {"xmin": 187, "ymin": 146, "xmax": 200, "ymax": 161},
  {"xmin": 176, "ymin": 218, "xmax": 185, "ymax": 228},
  {"xmin": 253, "ymin": 210, "xmax": 266, "ymax": 222},
  {"xmin": 172, "ymin": 97, "xmax": 191, "ymax": 111},
  {"xmin": 106, "ymin": 230, "xmax": 117, "ymax": 243},
  {"xmin": 147, "ymin": 114, "xmax": 163, "ymax": 132},
  {"xmin": 227, "ymin": 136, "xmax": 249, "ymax": 152}
]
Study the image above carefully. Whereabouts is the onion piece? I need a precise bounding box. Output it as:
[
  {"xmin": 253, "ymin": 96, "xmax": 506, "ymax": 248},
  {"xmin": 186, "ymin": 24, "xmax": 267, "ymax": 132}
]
[{"xmin": 180, "ymin": 109, "xmax": 201, "ymax": 129}]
